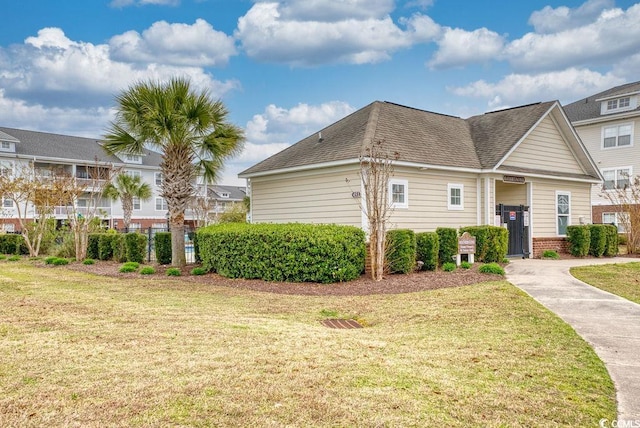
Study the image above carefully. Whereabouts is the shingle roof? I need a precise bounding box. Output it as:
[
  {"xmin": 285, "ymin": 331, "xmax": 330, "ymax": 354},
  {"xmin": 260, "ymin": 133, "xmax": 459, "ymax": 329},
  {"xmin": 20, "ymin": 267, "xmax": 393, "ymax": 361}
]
[
  {"xmin": 0, "ymin": 127, "xmax": 162, "ymax": 167},
  {"xmin": 563, "ymin": 80, "xmax": 640, "ymax": 122},
  {"xmin": 208, "ymin": 185, "xmax": 246, "ymax": 201},
  {"xmin": 240, "ymin": 100, "xmax": 560, "ymax": 176}
]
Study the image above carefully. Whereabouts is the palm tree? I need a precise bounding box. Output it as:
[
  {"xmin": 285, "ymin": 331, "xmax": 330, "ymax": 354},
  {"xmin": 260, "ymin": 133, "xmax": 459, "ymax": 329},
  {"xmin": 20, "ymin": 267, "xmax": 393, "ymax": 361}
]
[
  {"xmin": 103, "ymin": 77, "xmax": 244, "ymax": 267},
  {"xmin": 104, "ymin": 173, "xmax": 152, "ymax": 230}
]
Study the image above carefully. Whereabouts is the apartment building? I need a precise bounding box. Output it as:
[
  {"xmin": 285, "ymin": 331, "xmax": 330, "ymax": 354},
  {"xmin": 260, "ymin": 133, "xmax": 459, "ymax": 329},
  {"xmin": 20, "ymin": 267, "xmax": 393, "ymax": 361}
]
[{"xmin": 564, "ymin": 81, "xmax": 640, "ymax": 231}]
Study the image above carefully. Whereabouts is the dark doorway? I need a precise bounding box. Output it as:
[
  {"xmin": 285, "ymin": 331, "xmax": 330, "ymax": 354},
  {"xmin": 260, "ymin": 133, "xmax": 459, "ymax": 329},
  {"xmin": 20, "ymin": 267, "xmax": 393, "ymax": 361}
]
[{"xmin": 496, "ymin": 204, "xmax": 530, "ymax": 258}]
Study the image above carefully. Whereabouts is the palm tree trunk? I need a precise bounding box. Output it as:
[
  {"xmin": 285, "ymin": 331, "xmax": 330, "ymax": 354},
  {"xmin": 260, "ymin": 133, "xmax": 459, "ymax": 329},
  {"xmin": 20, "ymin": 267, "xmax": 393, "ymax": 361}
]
[{"xmin": 170, "ymin": 212, "xmax": 186, "ymax": 267}]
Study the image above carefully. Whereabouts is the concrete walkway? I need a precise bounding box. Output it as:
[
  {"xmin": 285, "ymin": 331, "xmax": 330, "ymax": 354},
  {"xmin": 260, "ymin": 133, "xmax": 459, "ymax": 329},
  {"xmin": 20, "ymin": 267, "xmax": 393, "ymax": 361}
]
[{"xmin": 506, "ymin": 257, "xmax": 640, "ymax": 421}]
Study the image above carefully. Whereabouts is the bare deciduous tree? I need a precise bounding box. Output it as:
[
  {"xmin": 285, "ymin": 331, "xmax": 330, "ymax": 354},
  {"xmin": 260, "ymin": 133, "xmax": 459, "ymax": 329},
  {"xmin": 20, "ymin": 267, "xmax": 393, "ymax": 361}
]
[{"xmin": 601, "ymin": 175, "xmax": 640, "ymax": 254}]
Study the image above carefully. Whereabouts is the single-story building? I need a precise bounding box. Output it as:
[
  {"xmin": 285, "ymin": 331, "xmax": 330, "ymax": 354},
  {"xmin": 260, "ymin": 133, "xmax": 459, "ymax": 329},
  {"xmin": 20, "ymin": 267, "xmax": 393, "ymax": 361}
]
[{"xmin": 239, "ymin": 101, "xmax": 602, "ymax": 258}]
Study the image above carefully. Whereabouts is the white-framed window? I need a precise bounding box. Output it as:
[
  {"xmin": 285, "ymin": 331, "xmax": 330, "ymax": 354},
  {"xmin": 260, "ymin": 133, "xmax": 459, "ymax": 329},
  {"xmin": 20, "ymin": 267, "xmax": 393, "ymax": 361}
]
[
  {"xmin": 602, "ymin": 212, "xmax": 628, "ymax": 233},
  {"xmin": 0, "ymin": 160, "xmax": 13, "ymax": 177},
  {"xmin": 132, "ymin": 197, "xmax": 141, "ymax": 210},
  {"xmin": 2, "ymin": 196, "xmax": 13, "ymax": 208},
  {"xmin": 604, "ymin": 97, "xmax": 632, "ymax": 113},
  {"xmin": 125, "ymin": 170, "xmax": 141, "ymax": 179},
  {"xmin": 155, "ymin": 197, "xmax": 168, "ymax": 211},
  {"xmin": 125, "ymin": 154, "xmax": 142, "ymax": 164},
  {"xmin": 128, "ymin": 223, "xmax": 141, "ymax": 230},
  {"xmin": 602, "ymin": 167, "xmax": 631, "ymax": 190},
  {"xmin": 152, "ymin": 222, "xmax": 166, "ymax": 229},
  {"xmin": 0, "ymin": 141, "xmax": 12, "ymax": 152},
  {"xmin": 602, "ymin": 124, "xmax": 633, "ymax": 148},
  {"xmin": 2, "ymin": 223, "xmax": 15, "ymax": 232},
  {"xmin": 220, "ymin": 192, "xmax": 230, "ymax": 198},
  {"xmin": 388, "ymin": 179, "xmax": 408, "ymax": 209},
  {"xmin": 556, "ymin": 191, "xmax": 571, "ymax": 236},
  {"xmin": 447, "ymin": 184, "xmax": 464, "ymax": 210},
  {"xmin": 154, "ymin": 172, "xmax": 163, "ymax": 186}
]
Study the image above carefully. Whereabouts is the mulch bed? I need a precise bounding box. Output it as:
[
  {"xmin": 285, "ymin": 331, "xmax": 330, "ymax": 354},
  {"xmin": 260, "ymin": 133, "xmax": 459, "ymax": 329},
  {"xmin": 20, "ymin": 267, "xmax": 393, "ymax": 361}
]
[{"xmin": 62, "ymin": 261, "xmax": 504, "ymax": 296}]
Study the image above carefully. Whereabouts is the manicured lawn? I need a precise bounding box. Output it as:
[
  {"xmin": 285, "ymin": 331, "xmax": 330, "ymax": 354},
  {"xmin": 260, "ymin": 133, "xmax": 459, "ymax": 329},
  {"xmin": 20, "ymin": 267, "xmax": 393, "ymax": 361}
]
[
  {"xmin": 0, "ymin": 261, "xmax": 615, "ymax": 427},
  {"xmin": 571, "ymin": 261, "xmax": 640, "ymax": 304}
]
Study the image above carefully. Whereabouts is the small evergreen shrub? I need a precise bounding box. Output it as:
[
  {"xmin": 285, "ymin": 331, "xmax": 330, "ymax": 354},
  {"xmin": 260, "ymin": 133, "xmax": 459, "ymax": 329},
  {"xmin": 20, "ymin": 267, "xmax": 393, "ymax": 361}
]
[
  {"xmin": 166, "ymin": 267, "xmax": 181, "ymax": 276},
  {"xmin": 122, "ymin": 261, "xmax": 140, "ymax": 269},
  {"xmin": 154, "ymin": 232, "xmax": 172, "ymax": 265},
  {"xmin": 7, "ymin": 255, "xmax": 21, "ymax": 261},
  {"xmin": 541, "ymin": 250, "xmax": 560, "ymax": 259},
  {"xmin": 566, "ymin": 225, "xmax": 591, "ymax": 257},
  {"xmin": 98, "ymin": 233, "xmax": 117, "ymax": 260},
  {"xmin": 416, "ymin": 232, "xmax": 439, "ymax": 271},
  {"xmin": 588, "ymin": 224, "xmax": 607, "ymax": 257},
  {"xmin": 191, "ymin": 267, "xmax": 207, "ymax": 275},
  {"xmin": 385, "ymin": 229, "xmax": 417, "ymax": 274},
  {"xmin": 83, "ymin": 258, "xmax": 95, "ymax": 265},
  {"xmin": 603, "ymin": 225, "xmax": 619, "ymax": 257},
  {"xmin": 501, "ymin": 258, "xmax": 510, "ymax": 264},
  {"xmin": 44, "ymin": 256, "xmax": 57, "ymax": 265},
  {"xmin": 125, "ymin": 233, "xmax": 147, "ymax": 263},
  {"xmin": 51, "ymin": 258, "xmax": 69, "ymax": 266},
  {"xmin": 436, "ymin": 228, "xmax": 458, "ymax": 266},
  {"xmin": 140, "ymin": 266, "xmax": 155, "ymax": 275},
  {"xmin": 112, "ymin": 234, "xmax": 126, "ymax": 263},
  {"xmin": 479, "ymin": 263, "xmax": 505, "ymax": 275},
  {"xmin": 460, "ymin": 261, "xmax": 472, "ymax": 269},
  {"xmin": 119, "ymin": 263, "xmax": 138, "ymax": 273},
  {"xmin": 0, "ymin": 234, "xmax": 25, "ymax": 255},
  {"xmin": 459, "ymin": 226, "xmax": 509, "ymax": 263},
  {"xmin": 87, "ymin": 234, "xmax": 102, "ymax": 260},
  {"xmin": 442, "ymin": 262, "xmax": 456, "ymax": 272}
]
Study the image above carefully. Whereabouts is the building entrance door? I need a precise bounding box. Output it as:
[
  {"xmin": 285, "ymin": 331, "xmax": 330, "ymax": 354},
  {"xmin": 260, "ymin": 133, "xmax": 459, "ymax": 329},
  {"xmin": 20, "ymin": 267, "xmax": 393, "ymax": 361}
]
[{"xmin": 496, "ymin": 204, "xmax": 530, "ymax": 257}]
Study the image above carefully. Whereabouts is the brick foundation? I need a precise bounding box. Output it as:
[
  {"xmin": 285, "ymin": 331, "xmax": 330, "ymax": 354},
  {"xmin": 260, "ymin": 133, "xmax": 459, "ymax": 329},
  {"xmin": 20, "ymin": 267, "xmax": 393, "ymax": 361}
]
[{"xmin": 532, "ymin": 237, "xmax": 568, "ymax": 258}]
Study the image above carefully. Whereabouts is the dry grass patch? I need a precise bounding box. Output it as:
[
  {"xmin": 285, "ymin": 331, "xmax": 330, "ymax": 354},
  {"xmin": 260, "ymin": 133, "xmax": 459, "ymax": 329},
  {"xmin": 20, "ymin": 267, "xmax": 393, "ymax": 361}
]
[
  {"xmin": 0, "ymin": 262, "xmax": 615, "ymax": 427},
  {"xmin": 571, "ymin": 261, "xmax": 640, "ymax": 304}
]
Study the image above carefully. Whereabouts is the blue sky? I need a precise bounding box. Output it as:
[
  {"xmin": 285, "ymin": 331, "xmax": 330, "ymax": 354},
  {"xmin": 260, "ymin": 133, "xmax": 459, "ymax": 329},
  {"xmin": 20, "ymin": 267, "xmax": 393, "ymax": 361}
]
[{"xmin": 1, "ymin": 0, "xmax": 638, "ymax": 184}]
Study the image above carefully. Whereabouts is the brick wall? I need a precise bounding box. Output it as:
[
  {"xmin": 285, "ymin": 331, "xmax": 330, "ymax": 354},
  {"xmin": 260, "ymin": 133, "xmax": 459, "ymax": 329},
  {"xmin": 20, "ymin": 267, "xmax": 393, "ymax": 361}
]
[
  {"xmin": 592, "ymin": 204, "xmax": 626, "ymax": 224},
  {"xmin": 532, "ymin": 237, "xmax": 568, "ymax": 258}
]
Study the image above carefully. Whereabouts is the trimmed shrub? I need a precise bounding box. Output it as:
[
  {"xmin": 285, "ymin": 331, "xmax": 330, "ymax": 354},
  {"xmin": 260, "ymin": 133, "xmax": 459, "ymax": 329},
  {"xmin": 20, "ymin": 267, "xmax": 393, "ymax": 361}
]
[
  {"xmin": 385, "ymin": 229, "xmax": 416, "ymax": 274},
  {"xmin": 119, "ymin": 263, "xmax": 138, "ymax": 273},
  {"xmin": 442, "ymin": 262, "xmax": 456, "ymax": 272},
  {"xmin": 198, "ymin": 223, "xmax": 366, "ymax": 283},
  {"xmin": 52, "ymin": 258, "xmax": 69, "ymax": 266},
  {"xmin": 112, "ymin": 234, "xmax": 126, "ymax": 263},
  {"xmin": 83, "ymin": 258, "xmax": 95, "ymax": 265},
  {"xmin": 98, "ymin": 234, "xmax": 117, "ymax": 260},
  {"xmin": 479, "ymin": 263, "xmax": 505, "ymax": 275},
  {"xmin": 140, "ymin": 266, "xmax": 155, "ymax": 275},
  {"xmin": 588, "ymin": 224, "xmax": 607, "ymax": 257},
  {"xmin": 541, "ymin": 250, "xmax": 560, "ymax": 260},
  {"xmin": 459, "ymin": 226, "xmax": 509, "ymax": 263},
  {"xmin": 460, "ymin": 261, "xmax": 472, "ymax": 269},
  {"xmin": 191, "ymin": 267, "xmax": 207, "ymax": 275},
  {"xmin": 87, "ymin": 234, "xmax": 102, "ymax": 260},
  {"xmin": 566, "ymin": 225, "xmax": 591, "ymax": 257},
  {"xmin": 190, "ymin": 231, "xmax": 201, "ymax": 263},
  {"xmin": 436, "ymin": 227, "xmax": 458, "ymax": 266},
  {"xmin": 166, "ymin": 267, "xmax": 181, "ymax": 276},
  {"xmin": 154, "ymin": 232, "xmax": 172, "ymax": 265},
  {"xmin": 604, "ymin": 225, "xmax": 619, "ymax": 257},
  {"xmin": 416, "ymin": 232, "xmax": 439, "ymax": 271},
  {"xmin": 125, "ymin": 233, "xmax": 147, "ymax": 263},
  {"xmin": 44, "ymin": 256, "xmax": 58, "ymax": 265},
  {"xmin": 0, "ymin": 234, "xmax": 26, "ymax": 255}
]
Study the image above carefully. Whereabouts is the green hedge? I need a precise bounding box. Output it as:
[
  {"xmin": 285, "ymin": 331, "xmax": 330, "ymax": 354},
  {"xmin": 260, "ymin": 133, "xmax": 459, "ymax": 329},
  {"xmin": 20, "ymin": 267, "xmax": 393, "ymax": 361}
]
[
  {"xmin": 385, "ymin": 229, "xmax": 416, "ymax": 274},
  {"xmin": 459, "ymin": 226, "xmax": 509, "ymax": 263},
  {"xmin": 154, "ymin": 232, "xmax": 172, "ymax": 265},
  {"xmin": 112, "ymin": 234, "xmax": 126, "ymax": 262},
  {"xmin": 416, "ymin": 232, "xmax": 439, "ymax": 271},
  {"xmin": 189, "ymin": 231, "xmax": 201, "ymax": 263},
  {"xmin": 197, "ymin": 223, "xmax": 365, "ymax": 283},
  {"xmin": 87, "ymin": 234, "xmax": 102, "ymax": 260},
  {"xmin": 436, "ymin": 228, "xmax": 458, "ymax": 266},
  {"xmin": 98, "ymin": 234, "xmax": 117, "ymax": 260},
  {"xmin": 603, "ymin": 224, "xmax": 619, "ymax": 257},
  {"xmin": 0, "ymin": 234, "xmax": 26, "ymax": 255},
  {"xmin": 566, "ymin": 225, "xmax": 590, "ymax": 257},
  {"xmin": 125, "ymin": 233, "xmax": 147, "ymax": 263},
  {"xmin": 588, "ymin": 225, "xmax": 607, "ymax": 257}
]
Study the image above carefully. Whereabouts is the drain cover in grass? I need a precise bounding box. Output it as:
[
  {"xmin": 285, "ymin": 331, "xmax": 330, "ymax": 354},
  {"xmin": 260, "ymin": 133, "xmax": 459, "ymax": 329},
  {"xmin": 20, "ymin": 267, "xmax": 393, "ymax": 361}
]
[{"xmin": 321, "ymin": 319, "xmax": 363, "ymax": 329}]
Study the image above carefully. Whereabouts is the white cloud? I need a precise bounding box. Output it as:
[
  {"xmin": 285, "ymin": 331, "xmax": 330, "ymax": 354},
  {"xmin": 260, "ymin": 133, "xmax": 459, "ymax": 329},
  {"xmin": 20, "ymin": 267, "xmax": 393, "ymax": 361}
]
[
  {"xmin": 0, "ymin": 27, "xmax": 239, "ymax": 109},
  {"xmin": 279, "ymin": 0, "xmax": 395, "ymax": 21},
  {"xmin": 235, "ymin": 2, "xmax": 437, "ymax": 66},
  {"xmin": 428, "ymin": 27, "xmax": 505, "ymax": 69},
  {"xmin": 109, "ymin": 19, "xmax": 237, "ymax": 67},
  {"xmin": 505, "ymin": 3, "xmax": 640, "ymax": 71},
  {"xmin": 528, "ymin": 0, "xmax": 614, "ymax": 33},
  {"xmin": 450, "ymin": 68, "xmax": 626, "ymax": 109}
]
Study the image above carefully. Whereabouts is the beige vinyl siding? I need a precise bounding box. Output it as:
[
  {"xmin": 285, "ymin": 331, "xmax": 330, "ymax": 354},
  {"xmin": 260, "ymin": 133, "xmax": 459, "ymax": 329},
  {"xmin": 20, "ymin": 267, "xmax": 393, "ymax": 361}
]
[
  {"xmin": 495, "ymin": 180, "xmax": 527, "ymax": 205},
  {"xmin": 530, "ymin": 179, "xmax": 592, "ymax": 237},
  {"xmin": 574, "ymin": 118, "xmax": 639, "ymax": 205},
  {"xmin": 388, "ymin": 167, "xmax": 478, "ymax": 232},
  {"xmin": 504, "ymin": 116, "xmax": 585, "ymax": 174},
  {"xmin": 250, "ymin": 165, "xmax": 362, "ymax": 226}
]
